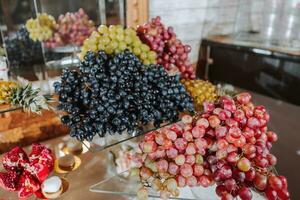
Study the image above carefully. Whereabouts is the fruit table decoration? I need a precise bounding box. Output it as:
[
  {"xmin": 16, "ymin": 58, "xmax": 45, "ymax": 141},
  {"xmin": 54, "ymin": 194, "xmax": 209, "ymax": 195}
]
[
  {"xmin": 26, "ymin": 9, "xmax": 95, "ymax": 48},
  {"xmin": 0, "ymin": 143, "xmax": 54, "ymax": 199},
  {"xmin": 54, "ymin": 50, "xmax": 194, "ymax": 141},
  {"xmin": 79, "ymin": 25, "xmax": 157, "ymax": 64},
  {"xmin": 181, "ymin": 79, "xmax": 217, "ymax": 110},
  {"xmin": 4, "ymin": 27, "xmax": 43, "ymax": 67},
  {"xmin": 133, "ymin": 92, "xmax": 290, "ymax": 200},
  {"xmin": 0, "ymin": 81, "xmax": 52, "ymax": 114},
  {"xmin": 137, "ymin": 16, "xmax": 195, "ymax": 79},
  {"xmin": 26, "ymin": 13, "xmax": 57, "ymax": 41},
  {"xmin": 44, "ymin": 8, "xmax": 95, "ymax": 49}
]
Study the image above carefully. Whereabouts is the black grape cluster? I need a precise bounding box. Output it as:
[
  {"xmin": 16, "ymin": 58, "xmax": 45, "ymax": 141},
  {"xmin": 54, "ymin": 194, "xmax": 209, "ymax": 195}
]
[
  {"xmin": 54, "ymin": 50, "xmax": 194, "ymax": 141},
  {"xmin": 5, "ymin": 27, "xmax": 43, "ymax": 67}
]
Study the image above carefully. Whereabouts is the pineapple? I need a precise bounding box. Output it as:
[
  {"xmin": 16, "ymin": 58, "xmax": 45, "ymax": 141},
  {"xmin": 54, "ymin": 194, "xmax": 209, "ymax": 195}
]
[
  {"xmin": 182, "ymin": 79, "xmax": 217, "ymax": 110},
  {"xmin": 0, "ymin": 81, "xmax": 17, "ymax": 104},
  {"xmin": 0, "ymin": 81, "xmax": 52, "ymax": 114}
]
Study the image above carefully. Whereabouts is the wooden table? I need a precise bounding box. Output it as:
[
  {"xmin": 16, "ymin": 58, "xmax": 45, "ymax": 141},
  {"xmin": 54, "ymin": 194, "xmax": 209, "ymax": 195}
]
[{"xmin": 1, "ymin": 92, "xmax": 300, "ymax": 200}]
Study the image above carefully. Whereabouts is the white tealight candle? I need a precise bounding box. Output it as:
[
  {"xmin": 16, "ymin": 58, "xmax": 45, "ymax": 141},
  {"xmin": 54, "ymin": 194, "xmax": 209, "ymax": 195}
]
[{"xmin": 42, "ymin": 176, "xmax": 62, "ymax": 193}]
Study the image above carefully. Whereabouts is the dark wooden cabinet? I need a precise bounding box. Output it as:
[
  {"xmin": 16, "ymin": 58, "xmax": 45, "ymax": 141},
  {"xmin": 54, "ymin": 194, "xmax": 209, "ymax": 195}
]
[{"xmin": 197, "ymin": 36, "xmax": 300, "ymax": 105}]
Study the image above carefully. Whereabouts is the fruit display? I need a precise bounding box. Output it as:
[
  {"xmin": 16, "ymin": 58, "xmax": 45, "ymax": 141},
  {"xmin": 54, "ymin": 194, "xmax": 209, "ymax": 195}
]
[
  {"xmin": 4, "ymin": 27, "xmax": 43, "ymax": 67},
  {"xmin": 44, "ymin": 9, "xmax": 95, "ymax": 48},
  {"xmin": 0, "ymin": 81, "xmax": 52, "ymax": 114},
  {"xmin": 79, "ymin": 25, "xmax": 157, "ymax": 64},
  {"xmin": 133, "ymin": 92, "xmax": 290, "ymax": 200},
  {"xmin": 54, "ymin": 50, "xmax": 194, "ymax": 141},
  {"xmin": 0, "ymin": 144, "xmax": 54, "ymax": 199},
  {"xmin": 133, "ymin": 116, "xmax": 209, "ymax": 199},
  {"xmin": 43, "ymin": 32, "xmax": 64, "ymax": 49},
  {"xmin": 203, "ymin": 93, "xmax": 289, "ymax": 200},
  {"xmin": 26, "ymin": 9, "xmax": 95, "ymax": 49},
  {"xmin": 137, "ymin": 16, "xmax": 195, "ymax": 79},
  {"xmin": 26, "ymin": 13, "xmax": 57, "ymax": 41},
  {"xmin": 182, "ymin": 79, "xmax": 217, "ymax": 110}
]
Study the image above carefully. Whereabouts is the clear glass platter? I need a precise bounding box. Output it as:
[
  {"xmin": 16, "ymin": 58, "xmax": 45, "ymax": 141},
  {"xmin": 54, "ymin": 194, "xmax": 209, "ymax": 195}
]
[
  {"xmin": 89, "ymin": 171, "xmax": 196, "ymax": 200},
  {"xmin": 90, "ymin": 171, "xmax": 266, "ymax": 200},
  {"xmin": 82, "ymin": 121, "xmax": 178, "ymax": 153}
]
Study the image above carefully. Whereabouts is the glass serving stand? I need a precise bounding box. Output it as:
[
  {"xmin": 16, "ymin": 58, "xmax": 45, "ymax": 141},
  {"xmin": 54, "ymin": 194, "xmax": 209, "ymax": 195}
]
[
  {"xmin": 0, "ymin": 0, "xmax": 45, "ymax": 81},
  {"xmin": 32, "ymin": 0, "xmax": 101, "ymax": 81},
  {"xmin": 43, "ymin": 45, "xmax": 81, "ymax": 69},
  {"xmin": 87, "ymin": 120, "xmax": 196, "ymax": 199},
  {"xmin": 89, "ymin": 171, "xmax": 196, "ymax": 200},
  {"xmin": 90, "ymin": 170, "xmax": 266, "ymax": 200},
  {"xmin": 51, "ymin": 96, "xmax": 180, "ymax": 153},
  {"xmin": 89, "ymin": 171, "xmax": 265, "ymax": 200},
  {"xmin": 82, "ymin": 121, "xmax": 178, "ymax": 153}
]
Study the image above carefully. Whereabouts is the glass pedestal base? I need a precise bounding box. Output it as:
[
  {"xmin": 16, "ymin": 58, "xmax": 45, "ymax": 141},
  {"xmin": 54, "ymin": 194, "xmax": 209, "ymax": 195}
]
[
  {"xmin": 44, "ymin": 45, "xmax": 80, "ymax": 69},
  {"xmin": 89, "ymin": 171, "xmax": 196, "ymax": 200},
  {"xmin": 82, "ymin": 121, "xmax": 177, "ymax": 153},
  {"xmin": 90, "ymin": 171, "xmax": 266, "ymax": 200}
]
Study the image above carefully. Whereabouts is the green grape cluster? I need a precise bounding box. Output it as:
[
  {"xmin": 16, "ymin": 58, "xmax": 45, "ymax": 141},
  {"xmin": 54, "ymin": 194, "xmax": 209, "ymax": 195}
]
[
  {"xmin": 80, "ymin": 25, "xmax": 157, "ymax": 64},
  {"xmin": 26, "ymin": 13, "xmax": 56, "ymax": 41}
]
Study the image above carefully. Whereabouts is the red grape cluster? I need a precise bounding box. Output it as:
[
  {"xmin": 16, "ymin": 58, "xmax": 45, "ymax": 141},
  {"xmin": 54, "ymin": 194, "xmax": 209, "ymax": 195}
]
[
  {"xmin": 134, "ymin": 92, "xmax": 290, "ymax": 200},
  {"xmin": 137, "ymin": 16, "xmax": 195, "ymax": 79},
  {"xmin": 44, "ymin": 8, "xmax": 95, "ymax": 48},
  {"xmin": 134, "ymin": 115, "xmax": 210, "ymax": 199},
  {"xmin": 43, "ymin": 32, "xmax": 64, "ymax": 48},
  {"xmin": 199, "ymin": 92, "xmax": 289, "ymax": 200}
]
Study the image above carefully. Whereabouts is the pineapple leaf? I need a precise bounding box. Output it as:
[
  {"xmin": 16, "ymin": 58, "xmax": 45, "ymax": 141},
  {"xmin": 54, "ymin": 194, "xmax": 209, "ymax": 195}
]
[{"xmin": 8, "ymin": 83, "xmax": 53, "ymax": 114}]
